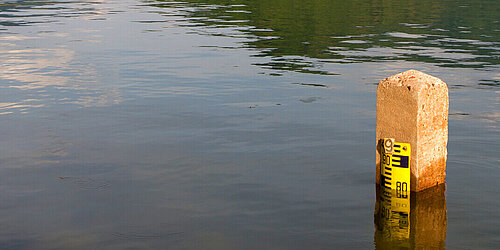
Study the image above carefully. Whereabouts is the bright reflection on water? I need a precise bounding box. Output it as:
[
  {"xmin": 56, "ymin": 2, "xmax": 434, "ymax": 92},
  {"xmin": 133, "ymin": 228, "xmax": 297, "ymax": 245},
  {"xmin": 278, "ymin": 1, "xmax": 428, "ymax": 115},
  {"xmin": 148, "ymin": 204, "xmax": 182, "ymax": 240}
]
[{"xmin": 0, "ymin": 0, "xmax": 499, "ymax": 249}]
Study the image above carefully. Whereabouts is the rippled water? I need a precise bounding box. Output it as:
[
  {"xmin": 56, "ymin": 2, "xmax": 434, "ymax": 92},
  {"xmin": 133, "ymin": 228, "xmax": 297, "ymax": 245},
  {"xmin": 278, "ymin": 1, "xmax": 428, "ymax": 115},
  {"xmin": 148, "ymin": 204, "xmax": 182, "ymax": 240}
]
[{"xmin": 0, "ymin": 0, "xmax": 499, "ymax": 249}]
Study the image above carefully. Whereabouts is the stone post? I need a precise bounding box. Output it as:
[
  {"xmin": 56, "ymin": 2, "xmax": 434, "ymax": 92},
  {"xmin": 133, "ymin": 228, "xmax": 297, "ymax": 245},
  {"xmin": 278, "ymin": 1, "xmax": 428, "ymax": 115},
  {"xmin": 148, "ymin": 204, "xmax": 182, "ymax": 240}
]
[{"xmin": 376, "ymin": 70, "xmax": 448, "ymax": 192}]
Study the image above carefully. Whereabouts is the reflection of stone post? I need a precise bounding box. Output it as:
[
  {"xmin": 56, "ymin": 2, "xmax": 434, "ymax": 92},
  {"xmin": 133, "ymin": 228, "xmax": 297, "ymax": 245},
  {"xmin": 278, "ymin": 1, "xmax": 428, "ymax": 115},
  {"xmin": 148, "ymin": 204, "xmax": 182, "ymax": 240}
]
[
  {"xmin": 376, "ymin": 70, "xmax": 449, "ymax": 192},
  {"xmin": 374, "ymin": 184, "xmax": 447, "ymax": 249},
  {"xmin": 410, "ymin": 184, "xmax": 447, "ymax": 249}
]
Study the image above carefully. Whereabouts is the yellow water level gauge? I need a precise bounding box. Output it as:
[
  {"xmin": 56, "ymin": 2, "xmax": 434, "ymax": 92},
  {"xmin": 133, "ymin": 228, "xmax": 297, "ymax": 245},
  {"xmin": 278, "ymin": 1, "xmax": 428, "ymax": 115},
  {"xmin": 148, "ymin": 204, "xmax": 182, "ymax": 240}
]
[{"xmin": 381, "ymin": 139, "xmax": 411, "ymax": 192}]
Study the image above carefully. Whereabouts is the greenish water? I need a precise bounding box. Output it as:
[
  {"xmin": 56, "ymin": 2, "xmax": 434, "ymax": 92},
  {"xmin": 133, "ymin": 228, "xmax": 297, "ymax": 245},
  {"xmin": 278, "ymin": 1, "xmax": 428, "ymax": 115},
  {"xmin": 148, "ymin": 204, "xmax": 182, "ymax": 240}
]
[{"xmin": 0, "ymin": 0, "xmax": 498, "ymax": 249}]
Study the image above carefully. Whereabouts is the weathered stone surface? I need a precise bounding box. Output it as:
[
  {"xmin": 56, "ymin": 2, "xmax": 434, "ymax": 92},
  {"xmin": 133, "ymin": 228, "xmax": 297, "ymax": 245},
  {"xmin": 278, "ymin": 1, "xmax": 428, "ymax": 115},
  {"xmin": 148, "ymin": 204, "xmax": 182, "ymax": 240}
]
[{"xmin": 376, "ymin": 70, "xmax": 448, "ymax": 192}]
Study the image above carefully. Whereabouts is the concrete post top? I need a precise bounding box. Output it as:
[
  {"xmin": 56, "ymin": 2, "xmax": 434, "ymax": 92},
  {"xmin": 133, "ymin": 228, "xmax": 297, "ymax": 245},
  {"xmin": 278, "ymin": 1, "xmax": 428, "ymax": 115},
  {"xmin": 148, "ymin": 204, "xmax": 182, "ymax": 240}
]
[{"xmin": 378, "ymin": 70, "xmax": 447, "ymax": 92}]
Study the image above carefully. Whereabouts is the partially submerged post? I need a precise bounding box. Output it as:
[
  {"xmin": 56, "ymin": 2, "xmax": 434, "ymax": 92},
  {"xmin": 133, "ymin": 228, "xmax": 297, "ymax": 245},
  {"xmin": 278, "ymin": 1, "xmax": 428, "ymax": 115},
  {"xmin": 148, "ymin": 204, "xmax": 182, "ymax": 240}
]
[{"xmin": 376, "ymin": 70, "xmax": 448, "ymax": 192}]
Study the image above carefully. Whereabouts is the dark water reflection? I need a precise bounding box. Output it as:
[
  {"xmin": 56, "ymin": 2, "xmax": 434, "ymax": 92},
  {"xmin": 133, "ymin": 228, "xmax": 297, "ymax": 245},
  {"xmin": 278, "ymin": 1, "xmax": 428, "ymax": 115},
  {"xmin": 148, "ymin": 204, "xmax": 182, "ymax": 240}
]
[
  {"xmin": 0, "ymin": 0, "xmax": 499, "ymax": 249},
  {"xmin": 145, "ymin": 0, "xmax": 499, "ymax": 76}
]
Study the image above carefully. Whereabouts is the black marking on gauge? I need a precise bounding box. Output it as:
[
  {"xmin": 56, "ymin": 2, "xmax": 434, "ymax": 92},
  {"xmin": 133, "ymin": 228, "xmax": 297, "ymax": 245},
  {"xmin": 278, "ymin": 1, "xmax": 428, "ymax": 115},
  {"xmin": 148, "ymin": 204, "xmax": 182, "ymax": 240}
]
[
  {"xmin": 395, "ymin": 149, "xmax": 401, "ymax": 153},
  {"xmin": 385, "ymin": 166, "xmax": 392, "ymax": 171},
  {"xmin": 394, "ymin": 144, "xmax": 401, "ymax": 148},
  {"xmin": 392, "ymin": 155, "xmax": 409, "ymax": 168}
]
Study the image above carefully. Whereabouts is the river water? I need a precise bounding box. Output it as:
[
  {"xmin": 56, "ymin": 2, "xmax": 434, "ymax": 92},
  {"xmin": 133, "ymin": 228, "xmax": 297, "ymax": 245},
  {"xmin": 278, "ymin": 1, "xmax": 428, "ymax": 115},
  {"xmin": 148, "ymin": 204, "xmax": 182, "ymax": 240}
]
[{"xmin": 0, "ymin": 0, "xmax": 498, "ymax": 249}]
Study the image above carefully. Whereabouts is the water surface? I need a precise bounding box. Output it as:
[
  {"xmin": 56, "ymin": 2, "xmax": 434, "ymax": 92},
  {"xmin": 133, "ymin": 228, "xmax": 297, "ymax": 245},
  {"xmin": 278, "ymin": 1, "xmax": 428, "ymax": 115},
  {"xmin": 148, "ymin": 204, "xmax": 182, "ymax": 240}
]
[{"xmin": 0, "ymin": 0, "xmax": 499, "ymax": 249}]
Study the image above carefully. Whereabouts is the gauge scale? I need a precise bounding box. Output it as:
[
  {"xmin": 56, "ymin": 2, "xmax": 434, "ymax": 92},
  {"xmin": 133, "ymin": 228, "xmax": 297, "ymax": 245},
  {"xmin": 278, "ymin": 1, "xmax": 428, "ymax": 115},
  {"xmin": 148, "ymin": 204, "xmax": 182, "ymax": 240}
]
[
  {"xmin": 381, "ymin": 138, "xmax": 411, "ymax": 193},
  {"xmin": 377, "ymin": 138, "xmax": 412, "ymax": 240}
]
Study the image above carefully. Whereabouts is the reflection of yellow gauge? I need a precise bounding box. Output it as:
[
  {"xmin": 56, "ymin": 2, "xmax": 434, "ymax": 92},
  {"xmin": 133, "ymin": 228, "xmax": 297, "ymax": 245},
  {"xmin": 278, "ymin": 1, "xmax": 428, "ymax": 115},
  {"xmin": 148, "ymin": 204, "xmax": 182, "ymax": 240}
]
[
  {"xmin": 381, "ymin": 141, "xmax": 411, "ymax": 192},
  {"xmin": 378, "ymin": 188, "xmax": 410, "ymax": 239}
]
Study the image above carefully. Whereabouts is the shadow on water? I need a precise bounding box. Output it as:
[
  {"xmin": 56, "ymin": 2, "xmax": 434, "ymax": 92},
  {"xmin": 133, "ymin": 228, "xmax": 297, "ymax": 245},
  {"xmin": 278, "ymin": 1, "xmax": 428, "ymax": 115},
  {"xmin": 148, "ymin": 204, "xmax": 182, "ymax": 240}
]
[
  {"xmin": 144, "ymin": 0, "xmax": 499, "ymax": 78},
  {"xmin": 374, "ymin": 184, "xmax": 447, "ymax": 249}
]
